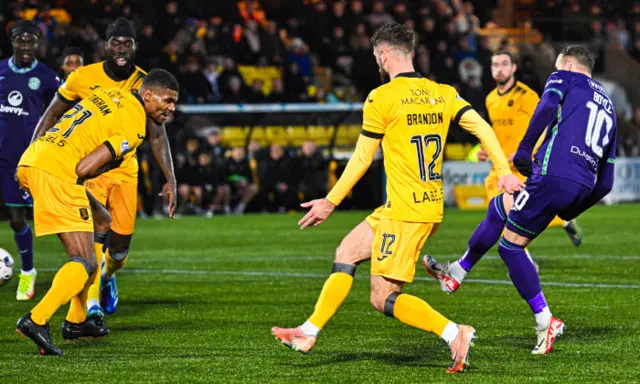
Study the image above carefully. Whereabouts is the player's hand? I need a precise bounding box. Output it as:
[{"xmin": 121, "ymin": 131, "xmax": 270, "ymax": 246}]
[
  {"xmin": 298, "ymin": 198, "xmax": 336, "ymax": 230},
  {"xmin": 477, "ymin": 148, "xmax": 488, "ymax": 162},
  {"xmin": 160, "ymin": 182, "xmax": 177, "ymax": 218},
  {"xmin": 498, "ymin": 174, "xmax": 525, "ymax": 194}
]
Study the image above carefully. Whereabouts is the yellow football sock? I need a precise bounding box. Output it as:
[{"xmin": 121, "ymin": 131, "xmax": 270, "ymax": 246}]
[
  {"xmin": 392, "ymin": 293, "xmax": 450, "ymax": 337},
  {"xmin": 31, "ymin": 261, "xmax": 89, "ymax": 326},
  {"xmin": 307, "ymin": 272, "xmax": 354, "ymax": 329},
  {"xmin": 86, "ymin": 242, "xmax": 103, "ymax": 308},
  {"xmin": 66, "ymin": 283, "xmax": 90, "ymax": 324},
  {"xmin": 105, "ymin": 248, "xmax": 128, "ymax": 279},
  {"xmin": 547, "ymin": 216, "xmax": 566, "ymax": 228}
]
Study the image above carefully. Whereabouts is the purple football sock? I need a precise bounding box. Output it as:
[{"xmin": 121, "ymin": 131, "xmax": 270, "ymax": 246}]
[
  {"xmin": 458, "ymin": 195, "xmax": 508, "ymax": 272},
  {"xmin": 499, "ymin": 237, "xmax": 547, "ymax": 314},
  {"xmin": 14, "ymin": 224, "xmax": 34, "ymax": 272}
]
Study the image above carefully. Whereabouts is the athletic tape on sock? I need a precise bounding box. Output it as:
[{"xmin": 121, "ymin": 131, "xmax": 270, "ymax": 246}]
[
  {"xmin": 68, "ymin": 257, "xmax": 95, "ymax": 276},
  {"xmin": 331, "ymin": 262, "xmax": 356, "ymax": 276},
  {"xmin": 94, "ymin": 232, "xmax": 108, "ymax": 244},
  {"xmin": 383, "ymin": 291, "xmax": 400, "ymax": 317}
]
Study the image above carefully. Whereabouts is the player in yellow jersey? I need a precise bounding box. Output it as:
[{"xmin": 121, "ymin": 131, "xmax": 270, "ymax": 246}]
[
  {"xmin": 15, "ymin": 69, "xmax": 179, "ymax": 355},
  {"xmin": 271, "ymin": 24, "xmax": 524, "ymax": 374},
  {"xmin": 480, "ymin": 51, "xmax": 582, "ymax": 246},
  {"xmin": 32, "ymin": 18, "xmax": 178, "ymax": 326}
]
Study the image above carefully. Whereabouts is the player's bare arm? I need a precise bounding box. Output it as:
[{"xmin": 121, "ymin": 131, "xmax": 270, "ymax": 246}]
[
  {"xmin": 147, "ymin": 119, "xmax": 177, "ymax": 218},
  {"xmin": 75, "ymin": 143, "xmax": 117, "ymax": 182},
  {"xmin": 457, "ymin": 108, "xmax": 524, "ymax": 194},
  {"xmin": 299, "ymin": 135, "xmax": 381, "ymax": 229},
  {"xmin": 31, "ymin": 95, "xmax": 72, "ymax": 142}
]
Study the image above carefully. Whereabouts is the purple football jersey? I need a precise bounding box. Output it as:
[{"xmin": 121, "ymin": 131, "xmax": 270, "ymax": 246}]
[
  {"xmin": 0, "ymin": 57, "xmax": 60, "ymax": 167},
  {"xmin": 531, "ymin": 70, "xmax": 617, "ymax": 188}
]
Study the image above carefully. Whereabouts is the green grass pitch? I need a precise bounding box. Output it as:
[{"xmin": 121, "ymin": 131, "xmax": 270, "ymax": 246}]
[{"xmin": 1, "ymin": 204, "xmax": 639, "ymax": 383}]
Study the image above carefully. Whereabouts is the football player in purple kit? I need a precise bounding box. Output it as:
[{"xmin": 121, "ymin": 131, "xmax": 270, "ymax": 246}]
[
  {"xmin": 425, "ymin": 45, "xmax": 616, "ymax": 354},
  {"xmin": 0, "ymin": 20, "xmax": 60, "ymax": 300}
]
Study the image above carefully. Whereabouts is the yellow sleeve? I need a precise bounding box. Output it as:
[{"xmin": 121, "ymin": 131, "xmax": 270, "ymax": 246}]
[
  {"xmin": 361, "ymin": 89, "xmax": 386, "ymax": 137},
  {"xmin": 326, "ymin": 135, "xmax": 381, "ymax": 206},
  {"xmin": 457, "ymin": 109, "xmax": 512, "ymax": 178},
  {"xmin": 104, "ymin": 133, "xmax": 131, "ymax": 160},
  {"xmin": 519, "ymin": 91, "xmax": 540, "ymax": 119},
  {"xmin": 533, "ymin": 128, "xmax": 546, "ymax": 155},
  {"xmin": 57, "ymin": 69, "xmax": 82, "ymax": 103}
]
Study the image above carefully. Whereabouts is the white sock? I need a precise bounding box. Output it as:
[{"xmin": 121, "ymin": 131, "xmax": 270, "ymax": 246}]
[
  {"xmin": 441, "ymin": 322, "xmax": 460, "ymax": 345},
  {"xmin": 535, "ymin": 307, "xmax": 552, "ymax": 331},
  {"xmin": 87, "ymin": 299, "xmax": 100, "ymax": 310},
  {"xmin": 449, "ymin": 261, "xmax": 467, "ymax": 282},
  {"xmin": 21, "ymin": 268, "xmax": 35, "ymax": 275},
  {"xmin": 300, "ymin": 320, "xmax": 320, "ymax": 337},
  {"xmin": 235, "ymin": 202, "xmax": 247, "ymax": 213}
]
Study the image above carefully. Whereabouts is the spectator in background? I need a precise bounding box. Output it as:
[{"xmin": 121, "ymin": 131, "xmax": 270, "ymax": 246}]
[
  {"xmin": 242, "ymin": 20, "xmax": 262, "ymax": 64},
  {"xmin": 260, "ymin": 21, "xmax": 286, "ymax": 64},
  {"xmin": 286, "ymin": 38, "xmax": 312, "ymax": 79},
  {"xmin": 222, "ymin": 147, "xmax": 258, "ymax": 214},
  {"xmin": 206, "ymin": 128, "xmax": 226, "ymax": 160},
  {"xmin": 58, "ymin": 46, "xmax": 84, "ymax": 81},
  {"xmin": 346, "ymin": 0, "xmax": 366, "ymax": 33},
  {"xmin": 330, "ymin": 1, "xmax": 348, "ymax": 32},
  {"xmin": 258, "ymin": 143, "xmax": 296, "ymax": 212},
  {"xmin": 218, "ymin": 57, "xmax": 244, "ymax": 97},
  {"xmin": 283, "ymin": 61, "xmax": 308, "ymax": 102},
  {"xmin": 137, "ymin": 24, "xmax": 164, "ymax": 70},
  {"xmin": 179, "ymin": 56, "xmax": 213, "ymax": 104},
  {"xmin": 223, "ymin": 76, "xmax": 249, "ymax": 103},
  {"xmin": 296, "ymin": 140, "xmax": 327, "ymax": 202},
  {"xmin": 267, "ymin": 77, "xmax": 288, "ymax": 102},
  {"xmin": 176, "ymin": 137, "xmax": 203, "ymax": 214},
  {"xmin": 158, "ymin": 1, "xmax": 184, "ymax": 42},
  {"xmin": 368, "ymin": 0, "xmax": 395, "ymax": 30},
  {"xmin": 195, "ymin": 152, "xmax": 230, "ymax": 217},
  {"xmin": 248, "ymin": 78, "xmax": 267, "ymax": 103},
  {"xmin": 203, "ymin": 59, "xmax": 222, "ymax": 103}
]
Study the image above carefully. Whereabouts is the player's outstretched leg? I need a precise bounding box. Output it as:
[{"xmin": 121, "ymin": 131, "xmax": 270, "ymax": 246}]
[
  {"xmin": 371, "ymin": 276, "xmax": 475, "ymax": 374},
  {"xmin": 498, "ymin": 233, "xmax": 565, "ymax": 354},
  {"xmin": 86, "ymin": 191, "xmax": 111, "ymax": 325},
  {"xmin": 563, "ymin": 219, "xmax": 583, "ymax": 247},
  {"xmin": 272, "ymin": 220, "xmax": 373, "ymax": 353},
  {"xmin": 424, "ymin": 194, "xmax": 509, "ymax": 293},
  {"xmin": 100, "ymin": 232, "xmax": 132, "ymax": 314},
  {"xmin": 9, "ymin": 207, "xmax": 37, "ymax": 301},
  {"xmin": 62, "ymin": 268, "xmax": 109, "ymax": 341},
  {"xmin": 17, "ymin": 232, "xmax": 97, "ymax": 355}
]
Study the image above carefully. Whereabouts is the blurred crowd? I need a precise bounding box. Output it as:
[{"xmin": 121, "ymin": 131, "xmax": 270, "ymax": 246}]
[{"xmin": 2, "ymin": 0, "xmax": 640, "ymax": 215}]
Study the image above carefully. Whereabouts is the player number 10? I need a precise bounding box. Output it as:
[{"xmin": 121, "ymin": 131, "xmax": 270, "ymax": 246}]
[
  {"xmin": 584, "ymin": 101, "xmax": 613, "ymax": 158},
  {"xmin": 410, "ymin": 134, "xmax": 442, "ymax": 182}
]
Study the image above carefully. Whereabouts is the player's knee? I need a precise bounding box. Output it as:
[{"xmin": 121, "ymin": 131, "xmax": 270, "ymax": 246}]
[
  {"xmin": 109, "ymin": 248, "xmax": 129, "ymax": 263},
  {"xmin": 370, "ymin": 290, "xmax": 397, "ymax": 313},
  {"xmin": 178, "ymin": 184, "xmax": 190, "ymax": 197},
  {"xmin": 334, "ymin": 243, "xmax": 362, "ymax": 264},
  {"xmin": 93, "ymin": 210, "xmax": 112, "ymax": 233},
  {"xmin": 9, "ymin": 219, "xmax": 26, "ymax": 233},
  {"xmin": 70, "ymin": 256, "xmax": 97, "ymax": 276}
]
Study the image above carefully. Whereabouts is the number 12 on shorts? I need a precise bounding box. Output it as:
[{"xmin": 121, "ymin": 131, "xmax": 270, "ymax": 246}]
[{"xmin": 379, "ymin": 233, "xmax": 396, "ymax": 260}]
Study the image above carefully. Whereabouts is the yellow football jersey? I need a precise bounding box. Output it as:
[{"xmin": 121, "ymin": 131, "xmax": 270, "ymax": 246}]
[
  {"xmin": 57, "ymin": 62, "xmax": 147, "ymax": 182},
  {"xmin": 363, "ymin": 73, "xmax": 472, "ymax": 223},
  {"xmin": 20, "ymin": 88, "xmax": 147, "ymax": 183},
  {"xmin": 485, "ymin": 81, "xmax": 540, "ymax": 159}
]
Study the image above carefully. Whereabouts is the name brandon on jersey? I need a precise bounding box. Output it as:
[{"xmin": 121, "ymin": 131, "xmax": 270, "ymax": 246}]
[
  {"xmin": 87, "ymin": 94, "xmax": 113, "ymax": 116},
  {"xmin": 412, "ymin": 188, "xmax": 444, "ymax": 204},
  {"xmin": 407, "ymin": 112, "xmax": 444, "ymax": 126}
]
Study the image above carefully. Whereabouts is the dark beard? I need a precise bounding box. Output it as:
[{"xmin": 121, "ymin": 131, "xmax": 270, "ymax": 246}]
[
  {"xmin": 496, "ymin": 75, "xmax": 513, "ymax": 87},
  {"xmin": 379, "ymin": 68, "xmax": 390, "ymax": 84},
  {"xmin": 105, "ymin": 58, "xmax": 135, "ymax": 80}
]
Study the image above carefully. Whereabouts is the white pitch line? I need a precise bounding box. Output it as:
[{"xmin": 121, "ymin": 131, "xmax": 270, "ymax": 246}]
[{"xmin": 38, "ymin": 268, "xmax": 640, "ymax": 290}]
